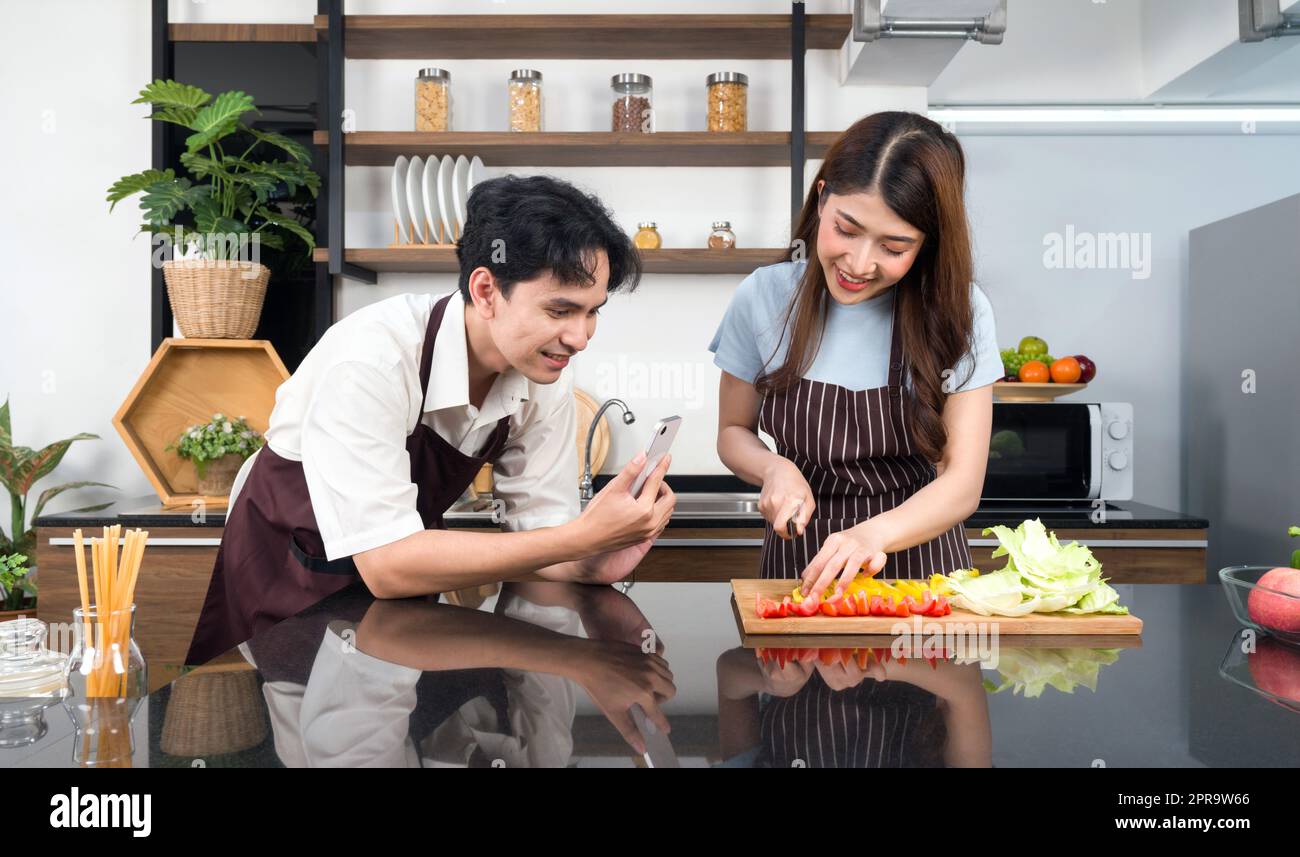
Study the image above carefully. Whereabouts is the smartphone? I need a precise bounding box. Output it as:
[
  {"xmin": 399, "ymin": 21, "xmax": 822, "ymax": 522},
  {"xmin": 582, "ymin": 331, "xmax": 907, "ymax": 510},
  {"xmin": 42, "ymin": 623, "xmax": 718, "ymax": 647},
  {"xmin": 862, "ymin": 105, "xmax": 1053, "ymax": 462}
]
[
  {"xmin": 629, "ymin": 416, "xmax": 681, "ymax": 498},
  {"xmin": 629, "ymin": 703, "xmax": 679, "ymax": 768}
]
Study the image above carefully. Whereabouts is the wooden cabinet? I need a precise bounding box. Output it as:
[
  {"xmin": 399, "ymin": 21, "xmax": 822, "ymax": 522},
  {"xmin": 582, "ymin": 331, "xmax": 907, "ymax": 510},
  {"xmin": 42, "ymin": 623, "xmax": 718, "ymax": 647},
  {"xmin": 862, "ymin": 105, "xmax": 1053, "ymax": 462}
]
[
  {"xmin": 34, "ymin": 522, "xmax": 1205, "ymax": 667},
  {"xmin": 36, "ymin": 527, "xmax": 222, "ymax": 668}
]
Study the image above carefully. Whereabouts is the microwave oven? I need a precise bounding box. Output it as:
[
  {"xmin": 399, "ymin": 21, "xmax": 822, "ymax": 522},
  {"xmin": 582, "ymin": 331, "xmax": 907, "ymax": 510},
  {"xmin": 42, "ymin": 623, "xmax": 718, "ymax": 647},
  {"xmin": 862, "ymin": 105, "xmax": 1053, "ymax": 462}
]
[{"xmin": 983, "ymin": 402, "xmax": 1133, "ymax": 501}]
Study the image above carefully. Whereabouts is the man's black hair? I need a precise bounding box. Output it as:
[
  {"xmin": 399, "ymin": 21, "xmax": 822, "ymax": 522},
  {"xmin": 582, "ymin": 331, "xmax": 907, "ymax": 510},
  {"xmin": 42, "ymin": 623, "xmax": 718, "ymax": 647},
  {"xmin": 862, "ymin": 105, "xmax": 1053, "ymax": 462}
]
[{"xmin": 455, "ymin": 174, "xmax": 641, "ymax": 302}]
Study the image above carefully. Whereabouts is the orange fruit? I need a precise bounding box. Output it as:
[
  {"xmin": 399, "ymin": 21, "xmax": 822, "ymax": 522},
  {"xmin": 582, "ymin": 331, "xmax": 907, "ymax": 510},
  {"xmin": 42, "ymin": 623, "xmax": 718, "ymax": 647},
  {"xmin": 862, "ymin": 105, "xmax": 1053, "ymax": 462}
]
[
  {"xmin": 1050, "ymin": 356, "xmax": 1082, "ymax": 383},
  {"xmin": 1018, "ymin": 360, "xmax": 1049, "ymax": 383}
]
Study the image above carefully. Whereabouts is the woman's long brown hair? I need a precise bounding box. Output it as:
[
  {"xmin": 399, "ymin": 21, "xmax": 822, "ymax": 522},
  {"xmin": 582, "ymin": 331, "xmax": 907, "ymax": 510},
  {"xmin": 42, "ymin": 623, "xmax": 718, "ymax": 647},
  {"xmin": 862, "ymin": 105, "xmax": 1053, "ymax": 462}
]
[{"xmin": 756, "ymin": 111, "xmax": 975, "ymax": 464}]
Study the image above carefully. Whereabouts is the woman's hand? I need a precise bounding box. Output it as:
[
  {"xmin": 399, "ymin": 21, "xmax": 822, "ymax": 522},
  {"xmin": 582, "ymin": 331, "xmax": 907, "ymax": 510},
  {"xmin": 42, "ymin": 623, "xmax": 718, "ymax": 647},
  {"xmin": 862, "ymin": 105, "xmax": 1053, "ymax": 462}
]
[
  {"xmin": 799, "ymin": 521, "xmax": 888, "ymax": 599},
  {"xmin": 759, "ymin": 457, "xmax": 814, "ymax": 540}
]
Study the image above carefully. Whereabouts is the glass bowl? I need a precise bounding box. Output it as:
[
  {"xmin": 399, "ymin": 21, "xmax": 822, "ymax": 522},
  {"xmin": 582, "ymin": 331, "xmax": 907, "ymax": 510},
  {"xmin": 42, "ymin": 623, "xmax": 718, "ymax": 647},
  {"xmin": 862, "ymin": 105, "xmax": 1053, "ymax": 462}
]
[{"xmin": 1219, "ymin": 565, "xmax": 1300, "ymax": 648}]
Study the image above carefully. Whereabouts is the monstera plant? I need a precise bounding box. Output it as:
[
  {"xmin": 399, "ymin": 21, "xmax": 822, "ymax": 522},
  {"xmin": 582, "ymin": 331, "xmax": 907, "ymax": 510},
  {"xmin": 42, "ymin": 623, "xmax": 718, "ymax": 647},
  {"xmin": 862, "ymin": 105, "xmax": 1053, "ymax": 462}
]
[
  {"xmin": 107, "ymin": 79, "xmax": 319, "ymax": 258},
  {"xmin": 0, "ymin": 398, "xmax": 113, "ymax": 560}
]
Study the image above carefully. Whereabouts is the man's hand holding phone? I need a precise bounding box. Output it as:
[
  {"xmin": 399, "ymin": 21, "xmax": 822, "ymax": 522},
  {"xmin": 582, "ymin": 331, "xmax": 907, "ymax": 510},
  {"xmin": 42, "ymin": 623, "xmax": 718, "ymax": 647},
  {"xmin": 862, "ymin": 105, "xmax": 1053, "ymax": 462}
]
[{"xmin": 575, "ymin": 449, "xmax": 675, "ymax": 560}]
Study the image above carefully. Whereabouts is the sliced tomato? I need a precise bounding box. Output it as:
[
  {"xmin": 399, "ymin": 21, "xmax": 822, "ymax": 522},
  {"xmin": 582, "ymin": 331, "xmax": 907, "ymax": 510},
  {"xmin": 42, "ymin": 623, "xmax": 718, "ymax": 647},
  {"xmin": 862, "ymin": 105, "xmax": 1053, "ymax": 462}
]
[
  {"xmin": 797, "ymin": 647, "xmax": 819, "ymax": 663},
  {"xmin": 820, "ymin": 600, "xmax": 838, "ymax": 617},
  {"xmin": 855, "ymin": 592, "xmax": 871, "ymax": 616},
  {"xmin": 793, "ymin": 594, "xmax": 822, "ymax": 617},
  {"xmin": 855, "ymin": 648, "xmax": 871, "ymax": 670},
  {"xmin": 894, "ymin": 599, "xmax": 911, "ymax": 618},
  {"xmin": 868, "ymin": 594, "xmax": 885, "ymax": 616},
  {"xmin": 837, "ymin": 594, "xmax": 857, "ymax": 616},
  {"xmin": 819, "ymin": 648, "xmax": 839, "ymax": 666}
]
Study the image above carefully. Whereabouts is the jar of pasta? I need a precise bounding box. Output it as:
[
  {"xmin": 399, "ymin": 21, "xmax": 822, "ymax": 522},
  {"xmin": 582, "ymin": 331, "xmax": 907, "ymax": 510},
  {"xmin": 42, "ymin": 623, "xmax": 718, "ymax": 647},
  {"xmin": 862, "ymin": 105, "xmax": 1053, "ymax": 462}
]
[
  {"xmin": 611, "ymin": 73, "xmax": 653, "ymax": 133},
  {"xmin": 706, "ymin": 72, "xmax": 748, "ymax": 132},
  {"xmin": 633, "ymin": 222, "xmax": 662, "ymax": 250},
  {"xmin": 414, "ymin": 67, "xmax": 451, "ymax": 132},
  {"xmin": 508, "ymin": 69, "xmax": 543, "ymax": 132}
]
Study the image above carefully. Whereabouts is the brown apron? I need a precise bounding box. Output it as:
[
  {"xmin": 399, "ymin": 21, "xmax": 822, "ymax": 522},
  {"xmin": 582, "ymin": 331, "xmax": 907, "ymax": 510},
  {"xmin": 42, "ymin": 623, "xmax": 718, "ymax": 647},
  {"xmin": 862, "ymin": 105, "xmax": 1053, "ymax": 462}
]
[
  {"xmin": 185, "ymin": 294, "xmax": 512, "ymax": 666},
  {"xmin": 757, "ymin": 286, "xmax": 973, "ymax": 580}
]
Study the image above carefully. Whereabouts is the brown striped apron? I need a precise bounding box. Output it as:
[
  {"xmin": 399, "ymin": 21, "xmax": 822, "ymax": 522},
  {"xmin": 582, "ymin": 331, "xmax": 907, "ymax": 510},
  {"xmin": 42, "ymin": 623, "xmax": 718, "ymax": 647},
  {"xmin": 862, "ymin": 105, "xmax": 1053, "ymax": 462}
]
[
  {"xmin": 185, "ymin": 294, "xmax": 511, "ymax": 666},
  {"xmin": 760, "ymin": 671, "xmax": 944, "ymax": 768},
  {"xmin": 757, "ymin": 286, "xmax": 973, "ymax": 580}
]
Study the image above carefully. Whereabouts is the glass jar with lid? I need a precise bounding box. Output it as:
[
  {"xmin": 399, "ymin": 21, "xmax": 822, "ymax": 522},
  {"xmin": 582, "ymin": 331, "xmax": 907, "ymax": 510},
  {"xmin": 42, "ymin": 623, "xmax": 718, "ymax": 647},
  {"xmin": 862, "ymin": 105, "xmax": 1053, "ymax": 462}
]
[
  {"xmin": 633, "ymin": 222, "xmax": 662, "ymax": 250},
  {"xmin": 0, "ymin": 617, "xmax": 66, "ymax": 748},
  {"xmin": 415, "ymin": 67, "xmax": 451, "ymax": 132},
  {"xmin": 611, "ymin": 73, "xmax": 654, "ymax": 133},
  {"xmin": 706, "ymin": 72, "xmax": 748, "ymax": 132},
  {"xmin": 708, "ymin": 221, "xmax": 737, "ymax": 249},
  {"xmin": 508, "ymin": 69, "xmax": 543, "ymax": 133}
]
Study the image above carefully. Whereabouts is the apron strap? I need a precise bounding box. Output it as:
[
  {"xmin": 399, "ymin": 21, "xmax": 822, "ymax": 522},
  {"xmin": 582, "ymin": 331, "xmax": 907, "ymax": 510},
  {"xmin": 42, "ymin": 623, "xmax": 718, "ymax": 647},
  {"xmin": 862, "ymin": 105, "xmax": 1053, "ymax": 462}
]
[
  {"xmin": 416, "ymin": 294, "xmax": 455, "ymax": 432},
  {"xmin": 290, "ymin": 536, "xmax": 359, "ymax": 575},
  {"xmin": 886, "ymin": 287, "xmax": 905, "ymax": 398}
]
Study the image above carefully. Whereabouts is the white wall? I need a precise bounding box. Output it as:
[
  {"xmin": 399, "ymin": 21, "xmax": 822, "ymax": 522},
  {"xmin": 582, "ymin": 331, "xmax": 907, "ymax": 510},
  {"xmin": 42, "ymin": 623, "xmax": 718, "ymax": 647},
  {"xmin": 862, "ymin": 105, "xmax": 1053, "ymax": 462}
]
[
  {"xmin": 4, "ymin": 0, "xmax": 1300, "ymax": 530},
  {"xmin": 0, "ymin": 2, "xmax": 154, "ymax": 527}
]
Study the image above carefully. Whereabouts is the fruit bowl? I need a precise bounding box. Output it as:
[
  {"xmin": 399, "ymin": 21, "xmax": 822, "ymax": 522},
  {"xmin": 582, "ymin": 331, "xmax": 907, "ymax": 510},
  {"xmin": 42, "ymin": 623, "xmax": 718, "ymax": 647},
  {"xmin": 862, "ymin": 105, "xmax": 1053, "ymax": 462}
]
[
  {"xmin": 1219, "ymin": 630, "xmax": 1300, "ymax": 714},
  {"xmin": 1219, "ymin": 566, "xmax": 1300, "ymax": 647}
]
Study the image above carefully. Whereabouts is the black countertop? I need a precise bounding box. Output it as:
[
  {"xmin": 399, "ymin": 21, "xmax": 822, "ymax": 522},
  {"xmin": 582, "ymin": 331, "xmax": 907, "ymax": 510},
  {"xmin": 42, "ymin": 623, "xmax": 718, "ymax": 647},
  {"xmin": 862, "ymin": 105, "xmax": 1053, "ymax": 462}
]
[
  {"xmin": 35, "ymin": 495, "xmax": 1208, "ymax": 531},
  {"xmin": 3, "ymin": 578, "xmax": 1295, "ymax": 768}
]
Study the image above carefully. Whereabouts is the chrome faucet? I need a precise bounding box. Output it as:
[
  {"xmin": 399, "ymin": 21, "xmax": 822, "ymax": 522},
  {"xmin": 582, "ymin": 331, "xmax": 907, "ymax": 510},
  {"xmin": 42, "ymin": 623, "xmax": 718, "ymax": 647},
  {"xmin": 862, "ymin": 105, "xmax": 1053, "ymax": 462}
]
[{"xmin": 581, "ymin": 398, "xmax": 635, "ymax": 500}]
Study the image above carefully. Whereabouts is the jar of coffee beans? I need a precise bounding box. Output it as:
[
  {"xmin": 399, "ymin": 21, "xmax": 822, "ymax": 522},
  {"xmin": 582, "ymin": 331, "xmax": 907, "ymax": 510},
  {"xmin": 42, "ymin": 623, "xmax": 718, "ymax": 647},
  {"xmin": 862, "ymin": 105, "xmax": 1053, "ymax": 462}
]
[
  {"xmin": 706, "ymin": 72, "xmax": 748, "ymax": 132},
  {"xmin": 415, "ymin": 67, "xmax": 451, "ymax": 132},
  {"xmin": 508, "ymin": 69, "xmax": 543, "ymax": 132},
  {"xmin": 611, "ymin": 73, "xmax": 653, "ymax": 133}
]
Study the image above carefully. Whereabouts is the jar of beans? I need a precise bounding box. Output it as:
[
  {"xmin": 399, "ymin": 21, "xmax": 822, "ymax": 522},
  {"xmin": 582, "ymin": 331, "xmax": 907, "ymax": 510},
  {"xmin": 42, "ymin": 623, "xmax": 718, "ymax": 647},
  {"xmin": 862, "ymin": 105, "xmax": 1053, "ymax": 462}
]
[
  {"xmin": 414, "ymin": 67, "xmax": 451, "ymax": 132},
  {"xmin": 508, "ymin": 69, "xmax": 543, "ymax": 132},
  {"xmin": 611, "ymin": 73, "xmax": 653, "ymax": 133},
  {"xmin": 706, "ymin": 72, "xmax": 748, "ymax": 132}
]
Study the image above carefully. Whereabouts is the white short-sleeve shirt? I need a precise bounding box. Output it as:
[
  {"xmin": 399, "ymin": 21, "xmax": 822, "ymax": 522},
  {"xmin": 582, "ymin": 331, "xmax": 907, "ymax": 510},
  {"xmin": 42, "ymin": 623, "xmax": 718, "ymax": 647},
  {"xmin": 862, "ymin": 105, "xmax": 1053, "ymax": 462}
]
[{"xmin": 259, "ymin": 292, "xmax": 580, "ymax": 561}]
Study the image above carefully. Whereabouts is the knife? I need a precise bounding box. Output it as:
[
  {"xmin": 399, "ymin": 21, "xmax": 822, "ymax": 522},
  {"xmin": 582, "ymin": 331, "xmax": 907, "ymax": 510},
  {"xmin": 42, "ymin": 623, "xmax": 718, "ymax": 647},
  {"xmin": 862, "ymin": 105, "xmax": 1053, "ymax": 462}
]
[{"xmin": 787, "ymin": 499, "xmax": 803, "ymax": 539}]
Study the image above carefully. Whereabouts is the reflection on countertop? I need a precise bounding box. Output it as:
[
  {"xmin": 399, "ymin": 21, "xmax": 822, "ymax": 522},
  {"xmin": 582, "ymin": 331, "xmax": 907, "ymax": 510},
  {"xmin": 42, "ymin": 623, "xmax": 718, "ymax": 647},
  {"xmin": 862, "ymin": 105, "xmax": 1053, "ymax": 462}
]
[{"xmin": 3, "ymin": 579, "xmax": 1296, "ymax": 768}]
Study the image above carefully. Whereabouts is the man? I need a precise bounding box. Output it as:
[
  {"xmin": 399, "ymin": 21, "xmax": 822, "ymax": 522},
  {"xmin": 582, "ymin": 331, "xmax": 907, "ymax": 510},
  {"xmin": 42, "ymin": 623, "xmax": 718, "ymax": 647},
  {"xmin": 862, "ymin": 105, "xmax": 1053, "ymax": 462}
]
[{"xmin": 186, "ymin": 175, "xmax": 675, "ymax": 665}]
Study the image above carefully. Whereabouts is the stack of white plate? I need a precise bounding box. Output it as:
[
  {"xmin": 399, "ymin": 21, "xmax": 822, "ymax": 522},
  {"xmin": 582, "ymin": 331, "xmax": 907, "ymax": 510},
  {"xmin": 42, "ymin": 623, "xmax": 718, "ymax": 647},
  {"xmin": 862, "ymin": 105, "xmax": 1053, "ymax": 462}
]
[{"xmin": 391, "ymin": 154, "xmax": 485, "ymax": 245}]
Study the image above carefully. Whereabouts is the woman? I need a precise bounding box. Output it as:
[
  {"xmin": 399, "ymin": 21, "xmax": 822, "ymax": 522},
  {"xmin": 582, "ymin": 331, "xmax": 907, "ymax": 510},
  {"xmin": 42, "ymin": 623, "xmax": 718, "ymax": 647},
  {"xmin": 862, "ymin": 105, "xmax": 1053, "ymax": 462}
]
[{"xmin": 710, "ymin": 111, "xmax": 1001, "ymax": 599}]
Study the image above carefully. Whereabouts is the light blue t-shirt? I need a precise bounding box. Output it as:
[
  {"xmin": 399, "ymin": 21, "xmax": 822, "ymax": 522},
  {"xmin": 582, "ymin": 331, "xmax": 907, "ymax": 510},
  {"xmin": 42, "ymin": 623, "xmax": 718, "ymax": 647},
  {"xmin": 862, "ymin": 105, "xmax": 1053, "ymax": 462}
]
[{"xmin": 708, "ymin": 259, "xmax": 1002, "ymax": 394}]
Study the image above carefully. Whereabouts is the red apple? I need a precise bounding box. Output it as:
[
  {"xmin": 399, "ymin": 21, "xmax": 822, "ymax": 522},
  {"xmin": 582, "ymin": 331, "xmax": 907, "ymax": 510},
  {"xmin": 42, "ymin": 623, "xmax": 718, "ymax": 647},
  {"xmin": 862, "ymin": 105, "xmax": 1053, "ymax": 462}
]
[
  {"xmin": 1073, "ymin": 354, "xmax": 1097, "ymax": 383},
  {"xmin": 1247, "ymin": 638, "xmax": 1300, "ymax": 709},
  {"xmin": 1247, "ymin": 567, "xmax": 1300, "ymax": 633}
]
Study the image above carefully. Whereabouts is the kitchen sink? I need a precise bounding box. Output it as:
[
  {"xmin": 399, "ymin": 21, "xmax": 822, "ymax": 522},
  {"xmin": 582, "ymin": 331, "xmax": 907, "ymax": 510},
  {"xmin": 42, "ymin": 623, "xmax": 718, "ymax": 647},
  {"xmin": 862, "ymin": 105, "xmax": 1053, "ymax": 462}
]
[{"xmin": 445, "ymin": 491, "xmax": 763, "ymax": 521}]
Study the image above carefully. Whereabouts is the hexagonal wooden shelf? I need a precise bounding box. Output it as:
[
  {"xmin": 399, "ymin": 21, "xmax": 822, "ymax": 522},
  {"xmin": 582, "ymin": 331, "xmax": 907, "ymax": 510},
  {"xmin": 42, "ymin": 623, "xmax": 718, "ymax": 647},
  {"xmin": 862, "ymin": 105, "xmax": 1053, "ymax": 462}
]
[{"xmin": 113, "ymin": 339, "xmax": 289, "ymax": 509}]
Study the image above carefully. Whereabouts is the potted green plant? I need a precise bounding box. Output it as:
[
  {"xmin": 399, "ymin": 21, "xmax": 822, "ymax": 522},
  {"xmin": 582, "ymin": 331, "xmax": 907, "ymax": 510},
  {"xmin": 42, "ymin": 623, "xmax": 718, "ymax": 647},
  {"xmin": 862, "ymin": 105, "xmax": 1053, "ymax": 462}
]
[
  {"xmin": 0, "ymin": 553, "xmax": 35, "ymax": 621},
  {"xmin": 166, "ymin": 413, "xmax": 265, "ymax": 496},
  {"xmin": 0, "ymin": 398, "xmax": 113, "ymax": 562},
  {"xmin": 106, "ymin": 79, "xmax": 320, "ymax": 340}
]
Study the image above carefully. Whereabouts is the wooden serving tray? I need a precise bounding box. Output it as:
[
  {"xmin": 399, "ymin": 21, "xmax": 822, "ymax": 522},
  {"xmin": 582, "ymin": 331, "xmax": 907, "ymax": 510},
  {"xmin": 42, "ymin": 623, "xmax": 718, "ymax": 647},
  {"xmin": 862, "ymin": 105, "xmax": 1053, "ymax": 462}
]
[{"xmin": 731, "ymin": 579, "xmax": 1143, "ymax": 637}]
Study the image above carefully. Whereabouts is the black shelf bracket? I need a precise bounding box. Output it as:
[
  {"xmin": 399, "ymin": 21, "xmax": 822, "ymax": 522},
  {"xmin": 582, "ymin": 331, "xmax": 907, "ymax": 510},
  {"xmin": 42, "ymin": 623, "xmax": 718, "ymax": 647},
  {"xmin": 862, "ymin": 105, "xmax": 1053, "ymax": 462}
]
[
  {"xmin": 323, "ymin": 0, "xmax": 377, "ymax": 286},
  {"xmin": 790, "ymin": 1, "xmax": 806, "ymax": 234}
]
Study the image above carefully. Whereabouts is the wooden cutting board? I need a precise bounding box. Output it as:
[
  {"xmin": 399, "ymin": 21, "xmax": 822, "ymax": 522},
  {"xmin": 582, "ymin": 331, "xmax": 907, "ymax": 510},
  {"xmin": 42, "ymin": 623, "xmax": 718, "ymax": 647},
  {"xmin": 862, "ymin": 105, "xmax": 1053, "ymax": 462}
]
[{"xmin": 732, "ymin": 579, "xmax": 1143, "ymax": 637}]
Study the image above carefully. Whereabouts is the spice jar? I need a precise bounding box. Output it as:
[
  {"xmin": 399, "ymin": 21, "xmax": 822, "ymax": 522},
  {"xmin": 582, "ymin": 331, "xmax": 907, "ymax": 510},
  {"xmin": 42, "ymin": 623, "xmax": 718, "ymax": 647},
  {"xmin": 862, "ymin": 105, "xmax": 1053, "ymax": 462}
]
[
  {"xmin": 706, "ymin": 72, "xmax": 748, "ymax": 132},
  {"xmin": 634, "ymin": 222, "xmax": 662, "ymax": 250},
  {"xmin": 708, "ymin": 221, "xmax": 737, "ymax": 249},
  {"xmin": 508, "ymin": 69, "xmax": 543, "ymax": 132},
  {"xmin": 414, "ymin": 67, "xmax": 451, "ymax": 132},
  {"xmin": 611, "ymin": 73, "xmax": 654, "ymax": 133}
]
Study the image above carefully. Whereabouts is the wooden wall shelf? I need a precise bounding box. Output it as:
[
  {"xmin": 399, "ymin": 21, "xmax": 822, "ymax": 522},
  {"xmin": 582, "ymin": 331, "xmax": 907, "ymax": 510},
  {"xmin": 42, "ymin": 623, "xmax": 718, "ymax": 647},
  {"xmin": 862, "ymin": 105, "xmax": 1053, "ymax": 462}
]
[
  {"xmin": 313, "ymin": 130, "xmax": 838, "ymax": 167},
  {"xmin": 314, "ymin": 247, "xmax": 791, "ymax": 275},
  {"xmin": 112, "ymin": 339, "xmax": 290, "ymax": 509},
  {"xmin": 312, "ymin": 13, "xmax": 851, "ymax": 59},
  {"xmin": 168, "ymin": 23, "xmax": 315, "ymax": 43}
]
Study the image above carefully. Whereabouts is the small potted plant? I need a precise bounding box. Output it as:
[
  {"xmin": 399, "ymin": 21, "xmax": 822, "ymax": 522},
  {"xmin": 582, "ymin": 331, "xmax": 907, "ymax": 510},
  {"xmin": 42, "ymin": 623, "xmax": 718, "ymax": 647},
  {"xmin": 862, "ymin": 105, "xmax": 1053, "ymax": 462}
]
[
  {"xmin": 0, "ymin": 553, "xmax": 35, "ymax": 621},
  {"xmin": 167, "ymin": 414, "xmax": 265, "ymax": 496},
  {"xmin": 106, "ymin": 79, "xmax": 319, "ymax": 339}
]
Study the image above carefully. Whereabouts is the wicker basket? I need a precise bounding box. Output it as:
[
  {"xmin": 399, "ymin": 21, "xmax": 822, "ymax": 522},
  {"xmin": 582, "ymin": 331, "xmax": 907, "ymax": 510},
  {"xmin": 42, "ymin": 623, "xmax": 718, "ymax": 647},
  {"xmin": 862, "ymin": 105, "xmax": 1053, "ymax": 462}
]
[
  {"xmin": 162, "ymin": 259, "xmax": 270, "ymax": 339},
  {"xmin": 196, "ymin": 453, "xmax": 244, "ymax": 496},
  {"xmin": 160, "ymin": 668, "xmax": 268, "ymax": 757}
]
